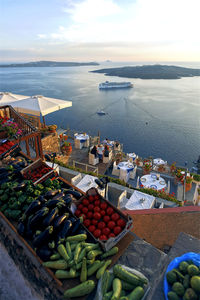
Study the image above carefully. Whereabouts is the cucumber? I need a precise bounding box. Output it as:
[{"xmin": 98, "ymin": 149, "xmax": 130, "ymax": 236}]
[
  {"xmin": 126, "ymin": 286, "xmax": 144, "ymax": 300},
  {"xmin": 66, "ymin": 234, "xmax": 87, "ymax": 242},
  {"xmin": 42, "ymin": 260, "xmax": 68, "ymax": 269},
  {"xmin": 87, "ymin": 260, "xmax": 105, "ymax": 276},
  {"xmin": 96, "ymin": 259, "xmax": 112, "ymax": 279},
  {"xmin": 55, "ymin": 269, "xmax": 79, "ymax": 279},
  {"xmin": 63, "ymin": 280, "xmax": 96, "ymax": 298},
  {"xmin": 80, "ymin": 257, "xmax": 87, "ymax": 282},
  {"xmin": 102, "ymin": 247, "xmax": 119, "ymax": 259},
  {"xmin": 113, "ymin": 265, "xmax": 147, "ymax": 286},
  {"xmin": 111, "ymin": 278, "xmax": 122, "ymax": 300}
]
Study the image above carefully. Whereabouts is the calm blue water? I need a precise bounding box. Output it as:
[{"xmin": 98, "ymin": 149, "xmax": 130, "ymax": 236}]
[{"xmin": 0, "ymin": 61, "xmax": 200, "ymax": 167}]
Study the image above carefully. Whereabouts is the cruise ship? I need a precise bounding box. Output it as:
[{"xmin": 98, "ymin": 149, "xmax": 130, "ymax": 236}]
[{"xmin": 99, "ymin": 81, "xmax": 133, "ymax": 89}]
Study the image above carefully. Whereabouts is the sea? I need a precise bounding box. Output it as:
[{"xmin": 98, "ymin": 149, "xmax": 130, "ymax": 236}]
[{"xmin": 0, "ymin": 61, "xmax": 200, "ymax": 168}]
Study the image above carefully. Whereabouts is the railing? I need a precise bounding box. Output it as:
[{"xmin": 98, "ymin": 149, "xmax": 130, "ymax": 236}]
[
  {"xmin": 15, "ymin": 132, "xmax": 43, "ymax": 160},
  {"xmin": 72, "ymin": 160, "xmax": 98, "ymax": 175}
]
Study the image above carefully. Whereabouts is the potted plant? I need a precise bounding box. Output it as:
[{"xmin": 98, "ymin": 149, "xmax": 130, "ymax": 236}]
[
  {"xmin": 0, "ymin": 116, "xmax": 22, "ymax": 139},
  {"xmin": 48, "ymin": 124, "xmax": 57, "ymax": 133},
  {"xmin": 143, "ymin": 160, "xmax": 152, "ymax": 174},
  {"xmin": 185, "ymin": 176, "xmax": 193, "ymax": 192},
  {"xmin": 61, "ymin": 142, "xmax": 72, "ymax": 154},
  {"xmin": 170, "ymin": 162, "xmax": 176, "ymax": 174}
]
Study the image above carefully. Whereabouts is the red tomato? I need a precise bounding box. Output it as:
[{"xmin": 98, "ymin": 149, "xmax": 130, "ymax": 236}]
[
  {"xmin": 82, "ymin": 199, "xmax": 89, "ymax": 206},
  {"xmin": 78, "ymin": 204, "xmax": 84, "ymax": 210},
  {"xmin": 88, "ymin": 225, "xmax": 96, "ymax": 233},
  {"xmin": 92, "ymin": 219, "xmax": 98, "ymax": 225},
  {"xmin": 106, "ymin": 207, "xmax": 114, "ymax": 215},
  {"xmin": 113, "ymin": 226, "xmax": 122, "ymax": 235},
  {"xmin": 100, "ymin": 210, "xmax": 106, "ymax": 217},
  {"xmin": 103, "ymin": 216, "xmax": 110, "ymax": 223},
  {"xmin": 102, "ymin": 227, "xmax": 111, "ymax": 236},
  {"xmin": 97, "ymin": 222, "xmax": 106, "ymax": 230},
  {"xmin": 93, "ymin": 229, "xmax": 101, "ymax": 238},
  {"xmin": 94, "ymin": 200, "xmax": 100, "ymax": 206},
  {"xmin": 108, "ymin": 221, "xmax": 115, "ymax": 229},
  {"xmin": 75, "ymin": 209, "xmax": 81, "ymax": 217},
  {"xmin": 111, "ymin": 213, "xmax": 120, "ymax": 222},
  {"xmin": 99, "ymin": 235, "xmax": 107, "ymax": 240},
  {"xmin": 88, "ymin": 195, "xmax": 95, "ymax": 202},
  {"xmin": 94, "ymin": 195, "xmax": 100, "ymax": 200},
  {"xmin": 84, "ymin": 219, "xmax": 91, "ymax": 227},
  {"xmin": 100, "ymin": 202, "xmax": 108, "ymax": 210},
  {"xmin": 117, "ymin": 219, "xmax": 126, "ymax": 228},
  {"xmin": 87, "ymin": 211, "xmax": 93, "ymax": 219},
  {"xmin": 93, "ymin": 212, "xmax": 101, "ymax": 220},
  {"xmin": 82, "ymin": 207, "xmax": 88, "ymax": 214},
  {"xmin": 94, "ymin": 207, "xmax": 100, "ymax": 213},
  {"xmin": 108, "ymin": 233, "xmax": 115, "ymax": 238},
  {"xmin": 88, "ymin": 204, "xmax": 94, "ymax": 211}
]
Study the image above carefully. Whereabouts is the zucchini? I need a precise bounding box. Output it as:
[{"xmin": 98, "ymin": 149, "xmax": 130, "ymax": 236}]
[
  {"xmin": 66, "ymin": 234, "xmax": 87, "ymax": 242},
  {"xmin": 65, "ymin": 241, "xmax": 72, "ymax": 260},
  {"xmin": 55, "ymin": 269, "xmax": 79, "ymax": 279},
  {"xmin": 87, "ymin": 260, "xmax": 104, "ymax": 276},
  {"xmin": 78, "ymin": 248, "xmax": 87, "ymax": 263},
  {"xmin": 84, "ymin": 243, "xmax": 100, "ymax": 252},
  {"xmin": 113, "ymin": 265, "xmax": 147, "ymax": 286},
  {"xmin": 63, "ymin": 280, "xmax": 96, "ymax": 298},
  {"xmin": 126, "ymin": 286, "xmax": 144, "ymax": 300},
  {"xmin": 102, "ymin": 270, "xmax": 112, "ymax": 296},
  {"xmin": 75, "ymin": 261, "xmax": 82, "ymax": 270},
  {"xmin": 103, "ymin": 291, "xmax": 113, "ymax": 300},
  {"xmin": 96, "ymin": 259, "xmax": 112, "ymax": 279},
  {"xmin": 111, "ymin": 278, "xmax": 122, "ymax": 300},
  {"xmin": 121, "ymin": 280, "xmax": 136, "ymax": 291},
  {"xmin": 74, "ymin": 243, "xmax": 82, "ymax": 264},
  {"xmin": 50, "ymin": 253, "xmax": 61, "ymax": 260},
  {"xmin": 102, "ymin": 247, "xmax": 119, "ymax": 259},
  {"xmin": 119, "ymin": 297, "xmax": 128, "ymax": 300},
  {"xmin": 42, "ymin": 259, "xmax": 68, "ymax": 269},
  {"xmin": 70, "ymin": 242, "xmax": 78, "ymax": 251},
  {"xmin": 80, "ymin": 257, "xmax": 87, "ymax": 282},
  {"xmin": 57, "ymin": 244, "xmax": 70, "ymax": 261},
  {"xmin": 87, "ymin": 249, "xmax": 103, "ymax": 260}
]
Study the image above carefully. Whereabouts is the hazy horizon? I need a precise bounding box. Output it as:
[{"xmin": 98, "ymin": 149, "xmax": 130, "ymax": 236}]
[{"xmin": 1, "ymin": 0, "xmax": 200, "ymax": 63}]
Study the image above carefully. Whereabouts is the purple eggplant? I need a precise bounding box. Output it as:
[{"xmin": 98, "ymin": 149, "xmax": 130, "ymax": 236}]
[
  {"xmin": 22, "ymin": 200, "xmax": 41, "ymax": 221},
  {"xmin": 45, "ymin": 199, "xmax": 64, "ymax": 208},
  {"xmin": 36, "ymin": 246, "xmax": 52, "ymax": 261},
  {"xmin": 57, "ymin": 220, "xmax": 72, "ymax": 242},
  {"xmin": 62, "ymin": 194, "xmax": 73, "ymax": 206},
  {"xmin": 45, "ymin": 190, "xmax": 59, "ymax": 200},
  {"xmin": 33, "ymin": 226, "xmax": 53, "ymax": 248},
  {"xmin": 52, "ymin": 192, "xmax": 65, "ymax": 201},
  {"xmin": 42, "ymin": 207, "xmax": 59, "ymax": 227},
  {"xmin": 29, "ymin": 207, "xmax": 49, "ymax": 230},
  {"xmin": 95, "ymin": 178, "xmax": 105, "ymax": 189},
  {"xmin": 17, "ymin": 221, "xmax": 25, "ymax": 237},
  {"xmin": 64, "ymin": 190, "xmax": 83, "ymax": 199},
  {"xmin": 53, "ymin": 214, "xmax": 68, "ymax": 230},
  {"xmin": 70, "ymin": 218, "xmax": 81, "ymax": 235}
]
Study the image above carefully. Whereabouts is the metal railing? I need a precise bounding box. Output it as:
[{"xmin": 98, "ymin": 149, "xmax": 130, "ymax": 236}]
[{"xmin": 72, "ymin": 160, "xmax": 98, "ymax": 175}]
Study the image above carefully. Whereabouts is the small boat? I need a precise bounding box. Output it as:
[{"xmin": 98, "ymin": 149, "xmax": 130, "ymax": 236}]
[
  {"xmin": 96, "ymin": 110, "xmax": 106, "ymax": 115},
  {"xmin": 99, "ymin": 81, "xmax": 133, "ymax": 89}
]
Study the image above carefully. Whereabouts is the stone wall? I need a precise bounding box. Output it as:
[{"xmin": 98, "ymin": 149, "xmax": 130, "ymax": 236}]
[{"xmin": 41, "ymin": 132, "xmax": 59, "ymax": 153}]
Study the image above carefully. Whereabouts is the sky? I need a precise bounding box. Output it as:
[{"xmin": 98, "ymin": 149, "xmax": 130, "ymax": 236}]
[{"xmin": 0, "ymin": 0, "xmax": 200, "ymax": 62}]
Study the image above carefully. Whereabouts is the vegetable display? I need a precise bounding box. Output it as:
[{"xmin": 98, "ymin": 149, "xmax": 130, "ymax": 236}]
[
  {"xmin": 0, "ymin": 140, "xmax": 15, "ymax": 155},
  {"xmin": 23, "ymin": 164, "xmax": 53, "ymax": 182}
]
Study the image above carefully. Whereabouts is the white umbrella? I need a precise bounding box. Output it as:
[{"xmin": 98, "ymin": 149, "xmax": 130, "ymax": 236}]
[{"xmin": 0, "ymin": 92, "xmax": 28, "ymax": 104}]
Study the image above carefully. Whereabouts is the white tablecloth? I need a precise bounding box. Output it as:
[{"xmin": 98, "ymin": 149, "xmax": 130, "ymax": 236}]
[
  {"xmin": 118, "ymin": 161, "xmax": 135, "ymax": 182},
  {"xmin": 153, "ymin": 158, "xmax": 166, "ymax": 166},
  {"xmin": 125, "ymin": 190, "xmax": 155, "ymax": 210},
  {"xmin": 75, "ymin": 174, "xmax": 105, "ymax": 196},
  {"xmin": 127, "ymin": 153, "xmax": 137, "ymax": 161},
  {"xmin": 140, "ymin": 174, "xmax": 166, "ymax": 190},
  {"xmin": 102, "ymin": 140, "xmax": 114, "ymax": 147},
  {"xmin": 75, "ymin": 134, "xmax": 89, "ymax": 141}
]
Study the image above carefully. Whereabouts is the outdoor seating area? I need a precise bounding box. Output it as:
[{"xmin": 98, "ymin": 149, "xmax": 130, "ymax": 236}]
[{"xmin": 74, "ymin": 132, "xmax": 90, "ymax": 149}]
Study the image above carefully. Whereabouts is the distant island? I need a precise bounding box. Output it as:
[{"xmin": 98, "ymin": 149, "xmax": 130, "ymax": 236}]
[
  {"xmin": 91, "ymin": 64, "xmax": 200, "ymax": 79},
  {"xmin": 0, "ymin": 61, "xmax": 99, "ymax": 68}
]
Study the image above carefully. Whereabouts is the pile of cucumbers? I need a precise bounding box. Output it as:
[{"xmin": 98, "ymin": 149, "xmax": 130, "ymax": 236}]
[{"xmin": 100, "ymin": 264, "xmax": 148, "ymax": 300}]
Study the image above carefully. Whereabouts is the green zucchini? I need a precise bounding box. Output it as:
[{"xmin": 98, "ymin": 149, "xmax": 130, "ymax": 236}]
[
  {"xmin": 70, "ymin": 242, "xmax": 78, "ymax": 251},
  {"xmin": 111, "ymin": 278, "xmax": 122, "ymax": 300},
  {"xmin": 85, "ymin": 244, "xmax": 100, "ymax": 252},
  {"xmin": 63, "ymin": 280, "xmax": 96, "ymax": 298},
  {"xmin": 74, "ymin": 243, "xmax": 82, "ymax": 264},
  {"xmin": 96, "ymin": 259, "xmax": 112, "ymax": 279},
  {"xmin": 42, "ymin": 260, "xmax": 68, "ymax": 270},
  {"xmin": 102, "ymin": 270, "xmax": 112, "ymax": 296},
  {"xmin": 55, "ymin": 269, "xmax": 79, "ymax": 279},
  {"xmin": 66, "ymin": 234, "xmax": 87, "ymax": 242},
  {"xmin": 57, "ymin": 244, "xmax": 70, "ymax": 261},
  {"xmin": 103, "ymin": 291, "xmax": 113, "ymax": 300},
  {"xmin": 102, "ymin": 247, "xmax": 119, "ymax": 259},
  {"xmin": 50, "ymin": 253, "xmax": 61, "ymax": 260},
  {"xmin": 69, "ymin": 268, "xmax": 77, "ymax": 278},
  {"xmin": 119, "ymin": 297, "xmax": 128, "ymax": 300},
  {"xmin": 126, "ymin": 286, "xmax": 144, "ymax": 300},
  {"xmin": 87, "ymin": 249, "xmax": 103, "ymax": 260},
  {"xmin": 121, "ymin": 280, "xmax": 136, "ymax": 291},
  {"xmin": 65, "ymin": 241, "xmax": 72, "ymax": 259},
  {"xmin": 80, "ymin": 257, "xmax": 87, "ymax": 282},
  {"xmin": 78, "ymin": 248, "xmax": 87, "ymax": 263},
  {"xmin": 113, "ymin": 265, "xmax": 147, "ymax": 286},
  {"xmin": 87, "ymin": 260, "xmax": 105, "ymax": 276},
  {"xmin": 75, "ymin": 261, "xmax": 82, "ymax": 270}
]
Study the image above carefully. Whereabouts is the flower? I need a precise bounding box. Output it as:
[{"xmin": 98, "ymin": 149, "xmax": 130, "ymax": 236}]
[{"xmin": 0, "ymin": 116, "xmax": 22, "ymax": 138}]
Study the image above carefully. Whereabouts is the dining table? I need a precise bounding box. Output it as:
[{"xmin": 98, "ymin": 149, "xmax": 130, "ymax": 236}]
[
  {"xmin": 74, "ymin": 133, "xmax": 89, "ymax": 148},
  {"xmin": 127, "ymin": 153, "xmax": 137, "ymax": 161},
  {"xmin": 153, "ymin": 158, "xmax": 167, "ymax": 166},
  {"xmin": 75, "ymin": 174, "xmax": 105, "ymax": 196},
  {"xmin": 125, "ymin": 190, "xmax": 156, "ymax": 210},
  {"xmin": 140, "ymin": 173, "xmax": 167, "ymax": 191},
  {"xmin": 117, "ymin": 161, "xmax": 135, "ymax": 182}
]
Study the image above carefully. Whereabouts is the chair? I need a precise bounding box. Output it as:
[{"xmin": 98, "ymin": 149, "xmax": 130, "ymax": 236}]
[
  {"xmin": 117, "ymin": 190, "xmax": 128, "ymax": 209},
  {"xmin": 89, "ymin": 153, "xmax": 99, "ymax": 165},
  {"xmin": 129, "ymin": 165, "xmax": 137, "ymax": 179},
  {"xmin": 74, "ymin": 139, "xmax": 83, "ymax": 149},
  {"xmin": 112, "ymin": 161, "xmax": 120, "ymax": 176},
  {"xmin": 103, "ymin": 150, "xmax": 112, "ymax": 163},
  {"xmin": 166, "ymin": 180, "xmax": 170, "ymax": 194},
  {"xmin": 119, "ymin": 169, "xmax": 130, "ymax": 183},
  {"xmin": 71, "ymin": 173, "xmax": 82, "ymax": 186},
  {"xmin": 114, "ymin": 143, "xmax": 121, "ymax": 152},
  {"xmin": 84, "ymin": 138, "xmax": 90, "ymax": 148}
]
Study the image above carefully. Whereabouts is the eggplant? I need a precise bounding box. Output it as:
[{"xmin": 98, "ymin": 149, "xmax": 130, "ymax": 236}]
[
  {"xmin": 14, "ymin": 181, "xmax": 26, "ymax": 191},
  {"xmin": 22, "ymin": 200, "xmax": 41, "ymax": 220},
  {"xmin": 36, "ymin": 246, "xmax": 52, "ymax": 261},
  {"xmin": 45, "ymin": 190, "xmax": 59, "ymax": 200},
  {"xmin": 17, "ymin": 221, "xmax": 25, "ymax": 236},
  {"xmin": 29, "ymin": 207, "xmax": 49, "ymax": 229},
  {"xmin": 25, "ymin": 217, "xmax": 34, "ymax": 239},
  {"xmin": 0, "ymin": 167, "xmax": 8, "ymax": 174},
  {"xmin": 53, "ymin": 214, "xmax": 68, "ymax": 230},
  {"xmin": 45, "ymin": 199, "xmax": 64, "ymax": 208},
  {"xmin": 68, "ymin": 216, "xmax": 76, "ymax": 224},
  {"xmin": 64, "ymin": 190, "xmax": 83, "ymax": 199},
  {"xmin": 52, "ymin": 192, "xmax": 65, "ymax": 201},
  {"xmin": 57, "ymin": 220, "xmax": 72, "ymax": 242},
  {"xmin": 56, "ymin": 202, "xmax": 68, "ymax": 214},
  {"xmin": 37, "ymin": 195, "xmax": 47, "ymax": 204},
  {"xmin": 95, "ymin": 178, "xmax": 105, "ymax": 189},
  {"xmin": 62, "ymin": 194, "xmax": 73, "ymax": 207},
  {"xmin": 70, "ymin": 218, "xmax": 81, "ymax": 235},
  {"xmin": 42, "ymin": 207, "xmax": 59, "ymax": 227},
  {"xmin": 33, "ymin": 226, "xmax": 54, "ymax": 248}
]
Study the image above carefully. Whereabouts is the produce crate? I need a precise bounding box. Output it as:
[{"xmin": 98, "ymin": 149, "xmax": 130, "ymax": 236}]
[
  {"xmin": 0, "ymin": 139, "xmax": 21, "ymax": 159},
  {"xmin": 20, "ymin": 158, "xmax": 55, "ymax": 185},
  {"xmin": 72, "ymin": 187, "xmax": 133, "ymax": 251}
]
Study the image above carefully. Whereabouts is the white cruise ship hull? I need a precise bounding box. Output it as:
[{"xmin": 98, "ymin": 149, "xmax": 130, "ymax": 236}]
[{"xmin": 99, "ymin": 81, "xmax": 133, "ymax": 89}]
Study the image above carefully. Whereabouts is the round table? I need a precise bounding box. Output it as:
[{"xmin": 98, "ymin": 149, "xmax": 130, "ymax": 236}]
[
  {"xmin": 75, "ymin": 134, "xmax": 89, "ymax": 142},
  {"xmin": 127, "ymin": 153, "xmax": 137, "ymax": 161},
  {"xmin": 140, "ymin": 174, "xmax": 167, "ymax": 190},
  {"xmin": 118, "ymin": 161, "xmax": 134, "ymax": 171},
  {"xmin": 153, "ymin": 158, "xmax": 166, "ymax": 166}
]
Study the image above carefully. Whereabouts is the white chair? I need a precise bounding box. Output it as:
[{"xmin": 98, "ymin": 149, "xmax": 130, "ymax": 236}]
[
  {"xmin": 129, "ymin": 165, "xmax": 137, "ymax": 180},
  {"xmin": 119, "ymin": 169, "xmax": 130, "ymax": 183},
  {"xmin": 112, "ymin": 161, "xmax": 120, "ymax": 176},
  {"xmin": 89, "ymin": 153, "xmax": 99, "ymax": 165},
  {"xmin": 159, "ymin": 202, "xmax": 164, "ymax": 208},
  {"xmin": 103, "ymin": 150, "xmax": 112, "ymax": 163},
  {"xmin": 114, "ymin": 143, "xmax": 121, "ymax": 152},
  {"xmin": 117, "ymin": 190, "xmax": 128, "ymax": 209},
  {"xmin": 84, "ymin": 138, "xmax": 89, "ymax": 148},
  {"xmin": 136, "ymin": 176, "xmax": 140, "ymax": 188},
  {"xmin": 166, "ymin": 180, "xmax": 170, "ymax": 194},
  {"xmin": 74, "ymin": 139, "xmax": 83, "ymax": 149},
  {"xmin": 71, "ymin": 173, "xmax": 82, "ymax": 186}
]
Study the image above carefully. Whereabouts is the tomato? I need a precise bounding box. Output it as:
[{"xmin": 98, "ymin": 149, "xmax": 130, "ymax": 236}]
[
  {"xmin": 111, "ymin": 213, "xmax": 120, "ymax": 222},
  {"xmin": 117, "ymin": 219, "xmax": 126, "ymax": 228},
  {"xmin": 94, "ymin": 207, "xmax": 100, "ymax": 213},
  {"xmin": 82, "ymin": 207, "xmax": 88, "ymax": 214},
  {"xmin": 94, "ymin": 195, "xmax": 100, "ymax": 200},
  {"xmin": 92, "ymin": 219, "xmax": 98, "ymax": 225},
  {"xmin": 78, "ymin": 204, "xmax": 84, "ymax": 210},
  {"xmin": 88, "ymin": 195, "xmax": 95, "ymax": 202},
  {"xmin": 82, "ymin": 199, "xmax": 89, "ymax": 206},
  {"xmin": 99, "ymin": 235, "xmax": 107, "ymax": 240},
  {"xmin": 103, "ymin": 216, "xmax": 110, "ymax": 223},
  {"xmin": 106, "ymin": 207, "xmax": 114, "ymax": 215},
  {"xmin": 97, "ymin": 222, "xmax": 106, "ymax": 230},
  {"xmin": 108, "ymin": 233, "xmax": 115, "ymax": 238},
  {"xmin": 88, "ymin": 225, "xmax": 96, "ymax": 233},
  {"xmin": 87, "ymin": 211, "xmax": 93, "ymax": 219},
  {"xmin": 100, "ymin": 202, "xmax": 108, "ymax": 210},
  {"xmin": 113, "ymin": 226, "xmax": 122, "ymax": 235},
  {"xmin": 88, "ymin": 204, "xmax": 94, "ymax": 211},
  {"xmin": 93, "ymin": 212, "xmax": 101, "ymax": 220},
  {"xmin": 102, "ymin": 227, "xmax": 111, "ymax": 236},
  {"xmin": 93, "ymin": 229, "xmax": 101, "ymax": 238},
  {"xmin": 100, "ymin": 210, "xmax": 106, "ymax": 217},
  {"xmin": 84, "ymin": 219, "xmax": 91, "ymax": 227},
  {"xmin": 94, "ymin": 200, "xmax": 100, "ymax": 206},
  {"xmin": 108, "ymin": 221, "xmax": 115, "ymax": 229},
  {"xmin": 74, "ymin": 209, "xmax": 81, "ymax": 217}
]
